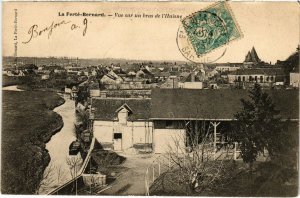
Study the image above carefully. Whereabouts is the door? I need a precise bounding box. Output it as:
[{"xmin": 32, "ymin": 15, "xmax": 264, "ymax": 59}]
[{"xmin": 113, "ymin": 133, "xmax": 122, "ymax": 151}]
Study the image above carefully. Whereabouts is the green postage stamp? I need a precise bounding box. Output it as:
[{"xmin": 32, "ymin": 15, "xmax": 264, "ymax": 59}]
[{"xmin": 182, "ymin": 2, "xmax": 242, "ymax": 56}]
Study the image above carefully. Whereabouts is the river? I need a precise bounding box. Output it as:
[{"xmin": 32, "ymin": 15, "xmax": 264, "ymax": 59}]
[
  {"xmin": 2, "ymin": 85, "xmax": 23, "ymax": 91},
  {"xmin": 39, "ymin": 95, "xmax": 81, "ymax": 194}
]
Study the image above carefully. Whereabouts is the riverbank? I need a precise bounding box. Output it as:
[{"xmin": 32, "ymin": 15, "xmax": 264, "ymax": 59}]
[{"xmin": 2, "ymin": 90, "xmax": 65, "ymax": 194}]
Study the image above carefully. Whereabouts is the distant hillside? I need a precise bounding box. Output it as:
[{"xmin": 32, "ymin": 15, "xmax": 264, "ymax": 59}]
[{"xmin": 2, "ymin": 56, "xmax": 190, "ymax": 68}]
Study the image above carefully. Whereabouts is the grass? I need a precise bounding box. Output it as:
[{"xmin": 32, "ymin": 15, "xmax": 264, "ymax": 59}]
[
  {"xmin": 2, "ymin": 75, "xmax": 30, "ymax": 87},
  {"xmin": 17, "ymin": 74, "xmax": 87, "ymax": 92},
  {"xmin": 2, "ymin": 74, "xmax": 86, "ymax": 93},
  {"xmin": 1, "ymin": 90, "xmax": 65, "ymax": 194}
]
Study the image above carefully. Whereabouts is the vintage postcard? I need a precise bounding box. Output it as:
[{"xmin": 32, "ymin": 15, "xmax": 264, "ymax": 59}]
[{"xmin": 2, "ymin": 1, "xmax": 299, "ymax": 196}]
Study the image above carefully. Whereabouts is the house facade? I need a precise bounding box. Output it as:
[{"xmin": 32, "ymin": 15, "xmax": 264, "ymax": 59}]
[
  {"xmin": 213, "ymin": 63, "xmax": 242, "ymax": 73},
  {"xmin": 227, "ymin": 68, "xmax": 286, "ymax": 84},
  {"xmin": 92, "ymin": 99, "xmax": 153, "ymax": 152},
  {"xmin": 100, "ymin": 70, "xmax": 124, "ymax": 85},
  {"xmin": 178, "ymin": 72, "xmax": 204, "ymax": 89},
  {"xmin": 92, "ymin": 97, "xmax": 185, "ymax": 153}
]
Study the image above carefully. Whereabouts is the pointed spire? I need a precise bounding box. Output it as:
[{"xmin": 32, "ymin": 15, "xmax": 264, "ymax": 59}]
[
  {"xmin": 245, "ymin": 51, "xmax": 252, "ymax": 62},
  {"xmin": 250, "ymin": 47, "xmax": 260, "ymax": 62},
  {"xmin": 244, "ymin": 47, "xmax": 261, "ymax": 63}
]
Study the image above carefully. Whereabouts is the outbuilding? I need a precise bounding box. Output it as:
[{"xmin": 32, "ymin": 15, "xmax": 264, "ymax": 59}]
[{"xmin": 91, "ymin": 89, "xmax": 299, "ymax": 154}]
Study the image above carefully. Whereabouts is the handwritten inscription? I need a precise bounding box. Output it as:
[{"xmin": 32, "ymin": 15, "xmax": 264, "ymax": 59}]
[
  {"xmin": 70, "ymin": 18, "xmax": 88, "ymax": 36},
  {"xmin": 22, "ymin": 18, "xmax": 88, "ymax": 44}
]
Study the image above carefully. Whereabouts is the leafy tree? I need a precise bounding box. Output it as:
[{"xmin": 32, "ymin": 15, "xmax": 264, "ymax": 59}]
[
  {"xmin": 283, "ymin": 46, "xmax": 299, "ymax": 73},
  {"xmin": 232, "ymin": 83, "xmax": 289, "ymax": 165},
  {"xmin": 76, "ymin": 86, "xmax": 89, "ymax": 106}
]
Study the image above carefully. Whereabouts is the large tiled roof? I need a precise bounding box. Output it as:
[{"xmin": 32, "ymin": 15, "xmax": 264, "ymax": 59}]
[
  {"xmin": 155, "ymin": 72, "xmax": 171, "ymax": 77},
  {"xmin": 206, "ymin": 63, "xmax": 243, "ymax": 67},
  {"xmin": 92, "ymin": 98, "xmax": 151, "ymax": 121},
  {"xmin": 92, "ymin": 89, "xmax": 298, "ymax": 121},
  {"xmin": 150, "ymin": 89, "xmax": 299, "ymax": 120}
]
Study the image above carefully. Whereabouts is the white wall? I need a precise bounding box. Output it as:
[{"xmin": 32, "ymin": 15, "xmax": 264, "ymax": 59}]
[
  {"xmin": 228, "ymin": 75, "xmax": 235, "ymax": 83},
  {"xmin": 93, "ymin": 120, "xmax": 153, "ymax": 151},
  {"xmin": 179, "ymin": 82, "xmax": 203, "ymax": 89},
  {"xmin": 290, "ymin": 73, "xmax": 299, "ymax": 87},
  {"xmin": 93, "ymin": 121, "xmax": 114, "ymax": 144},
  {"xmin": 93, "ymin": 119, "xmax": 187, "ymax": 153},
  {"xmin": 215, "ymin": 66, "xmax": 240, "ymax": 72},
  {"xmin": 153, "ymin": 129, "xmax": 186, "ymax": 153},
  {"xmin": 90, "ymin": 89, "xmax": 100, "ymax": 97}
]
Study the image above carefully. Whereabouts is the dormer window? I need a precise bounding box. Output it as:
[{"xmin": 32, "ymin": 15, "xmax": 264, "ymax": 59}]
[
  {"xmin": 116, "ymin": 103, "xmax": 133, "ymax": 124},
  {"xmin": 118, "ymin": 108, "xmax": 128, "ymax": 124}
]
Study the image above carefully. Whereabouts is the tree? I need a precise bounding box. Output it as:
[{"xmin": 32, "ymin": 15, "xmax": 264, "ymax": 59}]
[
  {"xmin": 283, "ymin": 46, "xmax": 299, "ymax": 73},
  {"xmin": 66, "ymin": 155, "xmax": 83, "ymax": 178},
  {"xmin": 151, "ymin": 120, "xmax": 236, "ymax": 195},
  {"xmin": 231, "ymin": 83, "xmax": 288, "ymax": 165},
  {"xmin": 76, "ymin": 86, "xmax": 89, "ymax": 106},
  {"xmin": 66, "ymin": 155, "xmax": 83, "ymax": 195}
]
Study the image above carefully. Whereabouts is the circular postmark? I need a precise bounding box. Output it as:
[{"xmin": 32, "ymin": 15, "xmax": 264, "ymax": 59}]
[{"xmin": 177, "ymin": 10, "xmax": 229, "ymax": 64}]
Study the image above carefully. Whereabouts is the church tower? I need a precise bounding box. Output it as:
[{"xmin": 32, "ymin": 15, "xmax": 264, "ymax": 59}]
[{"xmin": 244, "ymin": 47, "xmax": 261, "ymax": 67}]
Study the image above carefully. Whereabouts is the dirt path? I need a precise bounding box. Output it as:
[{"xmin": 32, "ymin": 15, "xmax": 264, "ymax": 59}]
[{"xmin": 100, "ymin": 154, "xmax": 155, "ymax": 195}]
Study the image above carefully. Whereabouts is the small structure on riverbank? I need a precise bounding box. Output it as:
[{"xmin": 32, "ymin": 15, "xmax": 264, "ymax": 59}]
[
  {"xmin": 82, "ymin": 172, "xmax": 106, "ymax": 187},
  {"xmin": 69, "ymin": 141, "xmax": 81, "ymax": 155}
]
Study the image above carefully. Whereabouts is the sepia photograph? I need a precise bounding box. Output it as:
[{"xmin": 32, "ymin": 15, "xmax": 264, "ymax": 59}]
[{"xmin": 1, "ymin": 1, "xmax": 299, "ymax": 196}]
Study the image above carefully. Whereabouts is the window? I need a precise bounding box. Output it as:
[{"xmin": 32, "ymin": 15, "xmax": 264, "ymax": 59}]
[
  {"xmin": 270, "ymin": 76, "xmax": 274, "ymax": 81},
  {"xmin": 166, "ymin": 120, "xmax": 173, "ymax": 128},
  {"xmin": 266, "ymin": 76, "xmax": 269, "ymax": 81},
  {"xmin": 249, "ymin": 76, "xmax": 253, "ymax": 81},
  {"xmin": 242, "ymin": 76, "xmax": 246, "ymax": 82},
  {"xmin": 255, "ymin": 76, "xmax": 257, "ymax": 81},
  {"xmin": 260, "ymin": 76, "xmax": 263, "ymax": 82},
  {"xmin": 238, "ymin": 76, "xmax": 241, "ymax": 82},
  {"xmin": 114, "ymin": 133, "xmax": 122, "ymax": 139}
]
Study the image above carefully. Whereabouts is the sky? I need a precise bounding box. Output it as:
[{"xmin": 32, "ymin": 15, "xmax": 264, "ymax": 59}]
[{"xmin": 3, "ymin": 2, "xmax": 300, "ymax": 63}]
